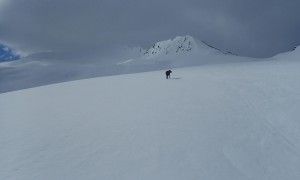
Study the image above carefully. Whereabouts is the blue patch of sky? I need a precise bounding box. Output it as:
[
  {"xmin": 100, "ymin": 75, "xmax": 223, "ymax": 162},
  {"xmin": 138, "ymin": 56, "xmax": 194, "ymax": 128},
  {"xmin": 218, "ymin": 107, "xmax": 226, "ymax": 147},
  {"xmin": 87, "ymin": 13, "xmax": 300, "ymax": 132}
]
[{"xmin": 0, "ymin": 44, "xmax": 20, "ymax": 62}]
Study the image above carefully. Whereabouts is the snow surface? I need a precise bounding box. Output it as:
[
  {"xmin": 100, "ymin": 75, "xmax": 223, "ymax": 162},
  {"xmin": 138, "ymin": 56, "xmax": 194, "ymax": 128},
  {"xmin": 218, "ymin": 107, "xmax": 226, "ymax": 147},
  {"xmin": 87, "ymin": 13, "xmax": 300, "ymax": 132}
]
[{"xmin": 1, "ymin": 49, "xmax": 300, "ymax": 179}]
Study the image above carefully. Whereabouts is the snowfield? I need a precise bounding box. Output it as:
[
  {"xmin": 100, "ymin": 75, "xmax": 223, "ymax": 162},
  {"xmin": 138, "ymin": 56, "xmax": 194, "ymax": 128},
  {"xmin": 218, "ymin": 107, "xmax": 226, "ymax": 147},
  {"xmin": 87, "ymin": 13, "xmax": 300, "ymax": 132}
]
[{"xmin": 1, "ymin": 50, "xmax": 300, "ymax": 179}]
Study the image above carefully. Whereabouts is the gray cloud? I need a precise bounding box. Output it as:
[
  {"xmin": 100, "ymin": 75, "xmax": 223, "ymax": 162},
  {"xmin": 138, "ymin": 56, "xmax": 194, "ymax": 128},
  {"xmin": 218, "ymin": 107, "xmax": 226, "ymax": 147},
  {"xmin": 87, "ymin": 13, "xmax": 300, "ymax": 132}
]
[{"xmin": 0, "ymin": 0, "xmax": 299, "ymax": 59}]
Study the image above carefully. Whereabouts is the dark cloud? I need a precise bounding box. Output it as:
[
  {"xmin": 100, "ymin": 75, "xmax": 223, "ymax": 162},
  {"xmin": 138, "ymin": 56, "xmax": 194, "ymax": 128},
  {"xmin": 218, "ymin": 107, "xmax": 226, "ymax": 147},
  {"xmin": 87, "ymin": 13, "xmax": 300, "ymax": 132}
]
[{"xmin": 0, "ymin": 0, "xmax": 299, "ymax": 58}]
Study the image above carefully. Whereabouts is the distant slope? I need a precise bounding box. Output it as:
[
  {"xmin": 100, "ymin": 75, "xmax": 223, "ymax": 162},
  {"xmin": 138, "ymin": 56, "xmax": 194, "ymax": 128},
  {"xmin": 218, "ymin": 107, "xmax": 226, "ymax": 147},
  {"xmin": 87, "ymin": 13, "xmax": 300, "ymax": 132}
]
[
  {"xmin": 0, "ymin": 35, "xmax": 260, "ymax": 93},
  {"xmin": 1, "ymin": 57, "xmax": 300, "ymax": 180},
  {"xmin": 272, "ymin": 45, "xmax": 300, "ymax": 61}
]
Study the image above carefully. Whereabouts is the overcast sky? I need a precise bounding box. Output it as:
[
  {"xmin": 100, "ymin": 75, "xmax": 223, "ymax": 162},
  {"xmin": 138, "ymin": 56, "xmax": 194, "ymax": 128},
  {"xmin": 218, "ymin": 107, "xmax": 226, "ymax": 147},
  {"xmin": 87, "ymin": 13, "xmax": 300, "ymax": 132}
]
[{"xmin": 0, "ymin": 0, "xmax": 299, "ymax": 59}]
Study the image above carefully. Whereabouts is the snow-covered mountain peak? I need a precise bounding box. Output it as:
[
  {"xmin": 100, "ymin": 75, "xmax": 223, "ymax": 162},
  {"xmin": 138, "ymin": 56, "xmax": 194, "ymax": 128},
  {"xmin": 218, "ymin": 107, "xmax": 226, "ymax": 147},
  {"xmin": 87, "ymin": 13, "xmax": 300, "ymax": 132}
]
[
  {"xmin": 138, "ymin": 35, "xmax": 234, "ymax": 59},
  {"xmin": 140, "ymin": 35, "xmax": 198, "ymax": 58}
]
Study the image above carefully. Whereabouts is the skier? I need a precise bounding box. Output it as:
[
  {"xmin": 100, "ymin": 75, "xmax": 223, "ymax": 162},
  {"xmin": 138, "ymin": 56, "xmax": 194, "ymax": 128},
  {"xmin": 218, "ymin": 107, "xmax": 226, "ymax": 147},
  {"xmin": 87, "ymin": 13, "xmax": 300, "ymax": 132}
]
[{"xmin": 165, "ymin": 70, "xmax": 172, "ymax": 79}]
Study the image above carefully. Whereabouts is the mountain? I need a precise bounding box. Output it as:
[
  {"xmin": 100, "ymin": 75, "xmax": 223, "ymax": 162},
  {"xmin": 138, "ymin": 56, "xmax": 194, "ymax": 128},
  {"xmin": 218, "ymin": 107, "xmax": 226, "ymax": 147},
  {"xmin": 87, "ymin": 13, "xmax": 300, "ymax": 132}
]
[
  {"xmin": 138, "ymin": 35, "xmax": 235, "ymax": 59},
  {"xmin": 116, "ymin": 35, "xmax": 251, "ymax": 70},
  {"xmin": 1, "ymin": 50, "xmax": 300, "ymax": 179}
]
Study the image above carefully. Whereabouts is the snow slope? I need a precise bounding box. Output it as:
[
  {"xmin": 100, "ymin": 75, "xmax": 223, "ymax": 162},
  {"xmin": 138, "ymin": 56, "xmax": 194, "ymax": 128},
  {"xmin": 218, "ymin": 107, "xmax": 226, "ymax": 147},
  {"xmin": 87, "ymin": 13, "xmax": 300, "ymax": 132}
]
[
  {"xmin": 0, "ymin": 36, "xmax": 254, "ymax": 94},
  {"xmin": 1, "ymin": 54, "xmax": 300, "ymax": 179}
]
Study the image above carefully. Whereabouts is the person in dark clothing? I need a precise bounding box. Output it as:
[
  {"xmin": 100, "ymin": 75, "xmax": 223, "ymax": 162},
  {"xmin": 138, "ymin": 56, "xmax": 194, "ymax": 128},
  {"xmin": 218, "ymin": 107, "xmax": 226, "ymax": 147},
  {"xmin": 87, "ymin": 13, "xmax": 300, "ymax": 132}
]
[{"xmin": 165, "ymin": 70, "xmax": 172, "ymax": 79}]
